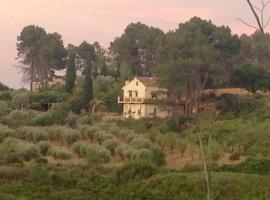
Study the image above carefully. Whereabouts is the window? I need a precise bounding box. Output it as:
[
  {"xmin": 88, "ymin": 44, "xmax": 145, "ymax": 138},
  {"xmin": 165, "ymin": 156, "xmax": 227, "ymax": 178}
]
[
  {"xmin": 136, "ymin": 81, "xmax": 138, "ymax": 86},
  {"xmin": 128, "ymin": 90, "xmax": 132, "ymax": 97},
  {"xmin": 135, "ymin": 91, "xmax": 138, "ymax": 97}
]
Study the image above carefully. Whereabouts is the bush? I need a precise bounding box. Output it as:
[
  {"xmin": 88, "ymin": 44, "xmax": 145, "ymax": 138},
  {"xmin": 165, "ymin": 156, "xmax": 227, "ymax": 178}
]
[
  {"xmin": 0, "ymin": 124, "xmax": 13, "ymax": 142},
  {"xmin": 131, "ymin": 149, "xmax": 153, "ymax": 161},
  {"xmin": 21, "ymin": 126, "xmax": 48, "ymax": 144},
  {"xmin": 77, "ymin": 125, "xmax": 98, "ymax": 141},
  {"xmin": 37, "ymin": 141, "xmax": 51, "ymax": 156},
  {"xmin": 3, "ymin": 110, "xmax": 37, "ymax": 127},
  {"xmin": 130, "ymin": 138, "xmax": 152, "ymax": 149},
  {"xmin": 103, "ymin": 139, "xmax": 118, "ymax": 156},
  {"xmin": 65, "ymin": 112, "xmax": 78, "ymax": 128},
  {"xmin": 61, "ymin": 128, "xmax": 80, "ymax": 147},
  {"xmin": 46, "ymin": 125, "xmax": 64, "ymax": 141},
  {"xmin": 86, "ymin": 144, "xmax": 111, "ymax": 165},
  {"xmin": 48, "ymin": 147, "xmax": 72, "ymax": 160},
  {"xmin": 115, "ymin": 160, "xmax": 158, "ymax": 183},
  {"xmin": 151, "ymin": 147, "xmax": 165, "ymax": 166},
  {"xmin": 19, "ymin": 144, "xmax": 40, "ymax": 161},
  {"xmin": 1, "ymin": 138, "xmax": 40, "ymax": 162},
  {"xmin": 77, "ymin": 115, "xmax": 92, "ymax": 125},
  {"xmin": 72, "ymin": 141, "xmax": 89, "ymax": 158}
]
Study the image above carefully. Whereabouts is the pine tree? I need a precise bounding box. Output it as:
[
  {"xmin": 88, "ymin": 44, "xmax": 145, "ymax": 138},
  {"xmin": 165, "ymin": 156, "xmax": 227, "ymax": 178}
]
[{"xmin": 65, "ymin": 51, "xmax": 76, "ymax": 93}]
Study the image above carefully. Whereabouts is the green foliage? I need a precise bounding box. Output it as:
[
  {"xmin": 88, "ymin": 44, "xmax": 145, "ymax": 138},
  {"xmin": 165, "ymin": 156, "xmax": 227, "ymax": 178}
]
[
  {"xmin": 3, "ymin": 110, "xmax": 37, "ymax": 127},
  {"xmin": 77, "ymin": 125, "xmax": 98, "ymax": 141},
  {"xmin": 0, "ymin": 124, "xmax": 14, "ymax": 142},
  {"xmin": 65, "ymin": 112, "xmax": 78, "ymax": 128},
  {"xmin": 37, "ymin": 141, "xmax": 50, "ymax": 156},
  {"xmin": 0, "ymin": 101, "xmax": 11, "ymax": 120},
  {"xmin": 34, "ymin": 102, "xmax": 70, "ymax": 126},
  {"xmin": 60, "ymin": 127, "xmax": 80, "ymax": 147},
  {"xmin": 218, "ymin": 157, "xmax": 270, "ymax": 175},
  {"xmin": 0, "ymin": 138, "xmax": 40, "ymax": 163},
  {"xmin": 48, "ymin": 147, "xmax": 72, "ymax": 160},
  {"xmin": 216, "ymin": 94, "xmax": 262, "ymax": 116},
  {"xmin": 86, "ymin": 144, "xmax": 111, "ymax": 165},
  {"xmin": 21, "ymin": 126, "xmax": 48, "ymax": 144},
  {"xmin": 0, "ymin": 91, "xmax": 11, "ymax": 101},
  {"xmin": 103, "ymin": 139, "xmax": 118, "ymax": 156},
  {"xmin": 231, "ymin": 63, "xmax": 270, "ymax": 92},
  {"xmin": 65, "ymin": 51, "xmax": 76, "ymax": 93},
  {"xmin": 131, "ymin": 149, "xmax": 153, "ymax": 161},
  {"xmin": 115, "ymin": 160, "xmax": 158, "ymax": 183},
  {"xmin": 0, "ymin": 82, "xmax": 9, "ymax": 91},
  {"xmin": 130, "ymin": 138, "xmax": 152, "ymax": 149}
]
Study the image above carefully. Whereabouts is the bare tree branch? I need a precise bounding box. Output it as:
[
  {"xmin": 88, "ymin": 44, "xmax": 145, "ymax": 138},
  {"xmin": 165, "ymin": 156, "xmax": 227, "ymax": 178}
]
[
  {"xmin": 246, "ymin": 0, "xmax": 265, "ymax": 32},
  {"xmin": 237, "ymin": 18, "xmax": 260, "ymax": 30},
  {"xmin": 264, "ymin": 16, "xmax": 270, "ymax": 28}
]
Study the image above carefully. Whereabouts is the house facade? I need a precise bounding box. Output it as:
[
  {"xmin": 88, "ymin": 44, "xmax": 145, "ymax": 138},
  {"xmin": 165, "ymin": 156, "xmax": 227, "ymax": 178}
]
[{"xmin": 118, "ymin": 76, "xmax": 172, "ymax": 119}]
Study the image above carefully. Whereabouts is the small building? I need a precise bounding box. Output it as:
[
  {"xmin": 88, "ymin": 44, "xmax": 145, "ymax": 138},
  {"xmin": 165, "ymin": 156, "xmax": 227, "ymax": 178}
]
[{"xmin": 118, "ymin": 76, "xmax": 172, "ymax": 119}]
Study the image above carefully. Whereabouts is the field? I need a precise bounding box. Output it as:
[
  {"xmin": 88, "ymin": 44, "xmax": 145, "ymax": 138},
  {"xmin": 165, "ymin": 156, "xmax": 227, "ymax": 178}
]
[{"xmin": 0, "ymin": 92, "xmax": 269, "ymax": 199}]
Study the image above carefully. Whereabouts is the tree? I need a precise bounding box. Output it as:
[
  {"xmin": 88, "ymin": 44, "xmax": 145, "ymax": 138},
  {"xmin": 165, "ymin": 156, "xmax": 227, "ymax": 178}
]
[
  {"xmin": 16, "ymin": 25, "xmax": 46, "ymax": 91},
  {"xmin": 110, "ymin": 22, "xmax": 165, "ymax": 78},
  {"xmin": 78, "ymin": 41, "xmax": 96, "ymax": 109},
  {"xmin": 239, "ymin": 0, "xmax": 270, "ymax": 33},
  {"xmin": 17, "ymin": 26, "xmax": 66, "ymax": 90},
  {"xmin": 231, "ymin": 63, "xmax": 270, "ymax": 92},
  {"xmin": 65, "ymin": 46, "xmax": 77, "ymax": 93},
  {"xmin": 238, "ymin": 32, "xmax": 270, "ymax": 69},
  {"xmin": 38, "ymin": 32, "xmax": 66, "ymax": 88},
  {"xmin": 156, "ymin": 17, "xmax": 240, "ymax": 115}
]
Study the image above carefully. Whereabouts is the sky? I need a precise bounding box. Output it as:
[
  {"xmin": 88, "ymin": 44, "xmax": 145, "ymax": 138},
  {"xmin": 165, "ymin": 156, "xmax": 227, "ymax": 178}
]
[{"xmin": 0, "ymin": 0, "xmax": 269, "ymax": 89}]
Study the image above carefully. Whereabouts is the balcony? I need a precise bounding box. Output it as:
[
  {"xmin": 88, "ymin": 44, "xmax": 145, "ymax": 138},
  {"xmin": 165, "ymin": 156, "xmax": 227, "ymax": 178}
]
[{"xmin": 118, "ymin": 97, "xmax": 145, "ymax": 104}]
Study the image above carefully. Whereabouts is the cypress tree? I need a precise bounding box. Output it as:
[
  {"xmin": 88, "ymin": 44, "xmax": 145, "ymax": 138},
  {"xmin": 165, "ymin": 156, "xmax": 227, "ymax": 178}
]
[
  {"xmin": 65, "ymin": 51, "xmax": 76, "ymax": 93},
  {"xmin": 82, "ymin": 63, "xmax": 93, "ymax": 108}
]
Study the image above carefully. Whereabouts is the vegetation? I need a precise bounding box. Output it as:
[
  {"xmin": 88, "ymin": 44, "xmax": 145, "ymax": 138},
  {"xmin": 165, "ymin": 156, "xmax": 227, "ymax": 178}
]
[{"xmin": 0, "ymin": 14, "xmax": 269, "ymax": 199}]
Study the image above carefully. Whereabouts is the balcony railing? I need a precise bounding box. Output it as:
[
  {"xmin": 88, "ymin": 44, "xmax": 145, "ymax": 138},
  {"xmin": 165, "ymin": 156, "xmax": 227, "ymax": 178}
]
[
  {"xmin": 118, "ymin": 97, "xmax": 145, "ymax": 104},
  {"xmin": 118, "ymin": 96, "xmax": 186, "ymax": 105}
]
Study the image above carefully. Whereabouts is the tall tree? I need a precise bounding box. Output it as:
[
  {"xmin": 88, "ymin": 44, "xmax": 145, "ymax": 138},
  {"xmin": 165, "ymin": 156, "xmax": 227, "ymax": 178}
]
[
  {"xmin": 238, "ymin": 31, "xmax": 270, "ymax": 68},
  {"xmin": 17, "ymin": 26, "xmax": 66, "ymax": 90},
  {"xmin": 65, "ymin": 45, "xmax": 77, "ymax": 93},
  {"xmin": 156, "ymin": 17, "xmax": 240, "ymax": 115},
  {"xmin": 110, "ymin": 22, "xmax": 165, "ymax": 78},
  {"xmin": 77, "ymin": 41, "xmax": 96, "ymax": 108},
  {"xmin": 16, "ymin": 25, "xmax": 46, "ymax": 91},
  {"xmin": 38, "ymin": 32, "xmax": 66, "ymax": 88}
]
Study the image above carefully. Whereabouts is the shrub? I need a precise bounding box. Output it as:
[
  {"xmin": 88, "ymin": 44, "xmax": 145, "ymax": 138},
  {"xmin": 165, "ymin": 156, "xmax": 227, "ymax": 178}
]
[
  {"xmin": 61, "ymin": 128, "xmax": 80, "ymax": 147},
  {"xmin": 21, "ymin": 126, "xmax": 48, "ymax": 144},
  {"xmin": 115, "ymin": 144, "xmax": 128, "ymax": 160},
  {"xmin": 48, "ymin": 147, "xmax": 72, "ymax": 160},
  {"xmin": 37, "ymin": 141, "xmax": 51, "ymax": 156},
  {"xmin": 46, "ymin": 125, "xmax": 64, "ymax": 141},
  {"xmin": 0, "ymin": 124, "xmax": 13, "ymax": 142},
  {"xmin": 86, "ymin": 144, "xmax": 111, "ymax": 165},
  {"xmin": 115, "ymin": 160, "xmax": 157, "ymax": 183},
  {"xmin": 77, "ymin": 125, "xmax": 98, "ymax": 141},
  {"xmin": 130, "ymin": 138, "xmax": 152, "ymax": 149},
  {"xmin": 151, "ymin": 147, "xmax": 165, "ymax": 166},
  {"xmin": 3, "ymin": 110, "xmax": 37, "ymax": 127},
  {"xmin": 94, "ymin": 130, "xmax": 107, "ymax": 145},
  {"xmin": 1, "ymin": 138, "xmax": 40, "ymax": 162},
  {"xmin": 0, "ymin": 101, "xmax": 11, "ymax": 119},
  {"xmin": 65, "ymin": 112, "xmax": 78, "ymax": 128},
  {"xmin": 72, "ymin": 141, "xmax": 89, "ymax": 158},
  {"xmin": 19, "ymin": 144, "xmax": 40, "ymax": 161},
  {"xmin": 77, "ymin": 115, "xmax": 92, "ymax": 125},
  {"xmin": 125, "ymin": 133, "xmax": 136, "ymax": 143},
  {"xmin": 103, "ymin": 139, "xmax": 118, "ymax": 156},
  {"xmin": 131, "ymin": 149, "xmax": 153, "ymax": 161}
]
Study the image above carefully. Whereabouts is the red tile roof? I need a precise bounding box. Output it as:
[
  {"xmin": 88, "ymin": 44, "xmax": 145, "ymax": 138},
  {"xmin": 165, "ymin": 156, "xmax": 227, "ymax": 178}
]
[{"xmin": 136, "ymin": 76, "xmax": 158, "ymax": 87}]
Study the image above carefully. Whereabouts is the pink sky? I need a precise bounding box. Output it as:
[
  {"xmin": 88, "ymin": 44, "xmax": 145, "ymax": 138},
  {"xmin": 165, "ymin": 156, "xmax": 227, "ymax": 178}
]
[{"xmin": 0, "ymin": 0, "xmax": 269, "ymax": 88}]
